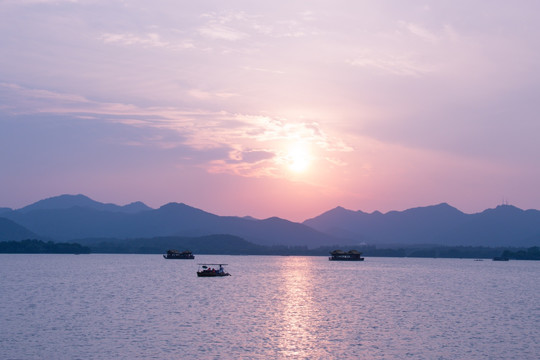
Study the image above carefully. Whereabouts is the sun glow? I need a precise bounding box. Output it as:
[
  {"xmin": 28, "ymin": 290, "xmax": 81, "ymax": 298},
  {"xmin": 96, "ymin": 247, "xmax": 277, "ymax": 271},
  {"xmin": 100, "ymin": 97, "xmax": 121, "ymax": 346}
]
[{"xmin": 287, "ymin": 143, "xmax": 312, "ymax": 173}]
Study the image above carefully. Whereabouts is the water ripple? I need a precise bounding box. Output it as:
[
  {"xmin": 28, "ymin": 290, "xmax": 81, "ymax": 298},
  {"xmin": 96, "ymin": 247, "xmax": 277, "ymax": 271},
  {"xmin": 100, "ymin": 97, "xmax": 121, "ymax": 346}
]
[{"xmin": 1, "ymin": 255, "xmax": 538, "ymax": 359}]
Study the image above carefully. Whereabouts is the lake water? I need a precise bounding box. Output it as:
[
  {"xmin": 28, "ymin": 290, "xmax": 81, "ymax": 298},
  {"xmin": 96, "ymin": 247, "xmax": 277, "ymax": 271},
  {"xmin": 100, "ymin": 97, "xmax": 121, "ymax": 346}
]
[{"xmin": 1, "ymin": 255, "xmax": 539, "ymax": 359}]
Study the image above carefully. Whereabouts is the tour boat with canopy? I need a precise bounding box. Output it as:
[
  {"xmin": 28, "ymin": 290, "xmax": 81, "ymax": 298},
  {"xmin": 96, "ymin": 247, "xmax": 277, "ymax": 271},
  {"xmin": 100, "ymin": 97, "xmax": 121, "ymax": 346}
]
[
  {"xmin": 197, "ymin": 263, "xmax": 231, "ymax": 277},
  {"xmin": 163, "ymin": 249, "xmax": 195, "ymax": 259},
  {"xmin": 329, "ymin": 249, "xmax": 365, "ymax": 261}
]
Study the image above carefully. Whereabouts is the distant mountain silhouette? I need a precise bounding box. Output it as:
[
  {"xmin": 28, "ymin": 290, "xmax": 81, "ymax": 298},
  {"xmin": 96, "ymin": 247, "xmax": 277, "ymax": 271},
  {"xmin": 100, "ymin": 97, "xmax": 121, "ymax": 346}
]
[
  {"xmin": 447, "ymin": 205, "xmax": 540, "ymax": 247},
  {"xmin": 303, "ymin": 203, "xmax": 540, "ymax": 247},
  {"xmin": 3, "ymin": 195, "xmax": 342, "ymax": 248},
  {"xmin": 18, "ymin": 194, "xmax": 152, "ymax": 214},
  {"xmin": 2, "ymin": 195, "xmax": 539, "ymax": 248},
  {"xmin": 0, "ymin": 217, "xmax": 38, "ymax": 241}
]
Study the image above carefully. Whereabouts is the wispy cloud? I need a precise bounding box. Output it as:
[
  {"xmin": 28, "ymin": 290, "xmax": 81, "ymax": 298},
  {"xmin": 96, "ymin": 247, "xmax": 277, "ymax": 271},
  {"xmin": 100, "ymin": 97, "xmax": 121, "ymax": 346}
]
[
  {"xmin": 228, "ymin": 149, "xmax": 275, "ymax": 164},
  {"xmin": 232, "ymin": 115, "xmax": 353, "ymax": 152},
  {"xmin": 198, "ymin": 24, "xmax": 248, "ymax": 41},
  {"xmin": 197, "ymin": 10, "xmax": 315, "ymax": 42},
  {"xmin": 0, "ymin": 83, "xmax": 90, "ymax": 104},
  {"xmin": 1, "ymin": 83, "xmax": 352, "ymax": 178},
  {"xmin": 187, "ymin": 89, "xmax": 238, "ymax": 100},
  {"xmin": 347, "ymin": 52, "xmax": 434, "ymax": 76},
  {"xmin": 100, "ymin": 32, "xmax": 194, "ymax": 50},
  {"xmin": 346, "ymin": 21, "xmax": 459, "ymax": 76},
  {"xmin": 400, "ymin": 22, "xmax": 439, "ymax": 43},
  {"xmin": 198, "ymin": 11, "xmax": 251, "ymax": 41}
]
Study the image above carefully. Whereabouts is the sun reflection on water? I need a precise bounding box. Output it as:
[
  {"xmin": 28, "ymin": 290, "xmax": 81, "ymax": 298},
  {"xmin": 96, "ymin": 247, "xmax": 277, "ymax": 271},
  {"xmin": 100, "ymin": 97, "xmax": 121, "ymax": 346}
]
[{"xmin": 275, "ymin": 257, "xmax": 323, "ymax": 359}]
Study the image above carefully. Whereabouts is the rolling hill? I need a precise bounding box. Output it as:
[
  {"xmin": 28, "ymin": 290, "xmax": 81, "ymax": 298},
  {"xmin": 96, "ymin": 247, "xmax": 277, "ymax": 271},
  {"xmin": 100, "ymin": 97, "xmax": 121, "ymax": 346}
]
[{"xmin": 0, "ymin": 217, "xmax": 39, "ymax": 241}]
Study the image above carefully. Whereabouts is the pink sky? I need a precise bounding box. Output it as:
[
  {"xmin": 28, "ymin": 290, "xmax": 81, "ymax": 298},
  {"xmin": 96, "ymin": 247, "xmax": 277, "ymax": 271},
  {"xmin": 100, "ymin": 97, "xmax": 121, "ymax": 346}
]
[{"xmin": 1, "ymin": 1, "xmax": 539, "ymax": 221}]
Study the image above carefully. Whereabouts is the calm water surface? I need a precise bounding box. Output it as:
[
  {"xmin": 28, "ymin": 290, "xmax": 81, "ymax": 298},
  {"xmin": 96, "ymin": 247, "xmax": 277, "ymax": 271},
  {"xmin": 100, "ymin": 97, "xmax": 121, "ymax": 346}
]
[{"xmin": 1, "ymin": 255, "xmax": 539, "ymax": 359}]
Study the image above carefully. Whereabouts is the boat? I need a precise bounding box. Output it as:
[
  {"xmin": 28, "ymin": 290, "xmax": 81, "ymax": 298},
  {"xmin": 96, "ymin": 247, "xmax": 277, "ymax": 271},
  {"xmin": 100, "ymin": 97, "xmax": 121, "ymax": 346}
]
[
  {"xmin": 163, "ymin": 249, "xmax": 195, "ymax": 259},
  {"xmin": 329, "ymin": 249, "xmax": 365, "ymax": 261},
  {"xmin": 197, "ymin": 264, "xmax": 231, "ymax": 277},
  {"xmin": 492, "ymin": 256, "xmax": 509, "ymax": 261}
]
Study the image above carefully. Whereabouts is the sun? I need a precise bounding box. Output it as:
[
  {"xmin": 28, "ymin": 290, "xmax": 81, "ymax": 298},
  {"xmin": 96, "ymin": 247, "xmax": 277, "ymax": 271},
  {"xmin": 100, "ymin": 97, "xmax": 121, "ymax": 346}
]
[{"xmin": 287, "ymin": 144, "xmax": 312, "ymax": 173}]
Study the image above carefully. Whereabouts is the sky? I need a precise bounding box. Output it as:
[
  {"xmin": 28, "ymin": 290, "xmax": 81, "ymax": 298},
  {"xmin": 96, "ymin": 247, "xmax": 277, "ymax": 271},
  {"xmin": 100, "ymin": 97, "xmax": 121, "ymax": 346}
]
[{"xmin": 1, "ymin": 0, "xmax": 539, "ymax": 221}]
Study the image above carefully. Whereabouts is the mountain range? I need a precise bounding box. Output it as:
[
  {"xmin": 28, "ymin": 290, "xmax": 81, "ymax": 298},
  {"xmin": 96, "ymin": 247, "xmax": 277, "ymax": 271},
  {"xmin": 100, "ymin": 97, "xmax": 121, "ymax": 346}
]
[
  {"xmin": 1, "ymin": 194, "xmax": 539, "ymax": 248},
  {"xmin": 303, "ymin": 203, "xmax": 540, "ymax": 247},
  {"xmin": 0, "ymin": 195, "xmax": 342, "ymax": 248}
]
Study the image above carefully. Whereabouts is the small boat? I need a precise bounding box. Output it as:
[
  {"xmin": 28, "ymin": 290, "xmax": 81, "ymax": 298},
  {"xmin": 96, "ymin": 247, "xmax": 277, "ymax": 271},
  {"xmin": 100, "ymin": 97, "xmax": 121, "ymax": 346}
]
[
  {"xmin": 329, "ymin": 249, "xmax": 365, "ymax": 261},
  {"xmin": 163, "ymin": 249, "xmax": 195, "ymax": 259},
  {"xmin": 197, "ymin": 264, "xmax": 231, "ymax": 277},
  {"xmin": 492, "ymin": 256, "xmax": 509, "ymax": 261}
]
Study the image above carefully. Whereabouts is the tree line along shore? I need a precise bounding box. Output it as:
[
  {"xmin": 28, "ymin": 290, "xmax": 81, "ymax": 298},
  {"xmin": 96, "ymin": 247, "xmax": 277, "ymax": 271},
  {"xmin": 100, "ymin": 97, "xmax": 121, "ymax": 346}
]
[{"xmin": 1, "ymin": 238, "xmax": 539, "ymax": 260}]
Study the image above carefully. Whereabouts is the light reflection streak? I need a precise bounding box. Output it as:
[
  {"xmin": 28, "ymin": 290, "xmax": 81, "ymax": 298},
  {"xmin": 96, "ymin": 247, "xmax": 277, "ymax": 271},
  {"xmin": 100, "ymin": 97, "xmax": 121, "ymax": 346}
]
[{"xmin": 275, "ymin": 257, "xmax": 322, "ymax": 358}]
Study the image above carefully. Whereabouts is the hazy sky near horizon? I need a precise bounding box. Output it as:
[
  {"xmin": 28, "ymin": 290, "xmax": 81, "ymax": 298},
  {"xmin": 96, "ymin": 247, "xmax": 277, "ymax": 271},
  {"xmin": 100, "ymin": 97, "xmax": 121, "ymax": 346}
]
[{"xmin": 1, "ymin": 0, "xmax": 539, "ymax": 221}]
